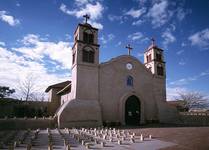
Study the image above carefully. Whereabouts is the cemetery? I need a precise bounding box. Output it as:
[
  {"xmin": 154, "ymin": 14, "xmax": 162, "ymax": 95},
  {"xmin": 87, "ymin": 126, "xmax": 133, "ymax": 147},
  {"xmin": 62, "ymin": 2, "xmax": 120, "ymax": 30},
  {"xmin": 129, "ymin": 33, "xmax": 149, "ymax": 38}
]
[{"xmin": 0, "ymin": 127, "xmax": 176, "ymax": 150}]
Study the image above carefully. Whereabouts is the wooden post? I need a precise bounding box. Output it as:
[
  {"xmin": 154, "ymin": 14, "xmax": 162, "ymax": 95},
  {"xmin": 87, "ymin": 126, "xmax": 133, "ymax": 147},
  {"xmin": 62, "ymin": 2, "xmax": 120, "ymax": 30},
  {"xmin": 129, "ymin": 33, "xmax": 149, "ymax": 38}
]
[
  {"xmin": 66, "ymin": 144, "xmax": 71, "ymax": 150},
  {"xmin": 48, "ymin": 143, "xmax": 53, "ymax": 150},
  {"xmin": 140, "ymin": 134, "xmax": 144, "ymax": 141},
  {"xmin": 101, "ymin": 141, "xmax": 105, "ymax": 147},
  {"xmin": 27, "ymin": 144, "xmax": 31, "ymax": 150}
]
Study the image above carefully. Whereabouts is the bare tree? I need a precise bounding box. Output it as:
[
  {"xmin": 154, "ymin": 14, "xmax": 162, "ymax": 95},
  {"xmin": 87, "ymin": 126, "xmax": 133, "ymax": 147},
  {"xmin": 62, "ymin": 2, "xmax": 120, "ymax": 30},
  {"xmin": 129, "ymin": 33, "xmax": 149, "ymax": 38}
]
[
  {"xmin": 19, "ymin": 73, "xmax": 38, "ymax": 101},
  {"xmin": 176, "ymin": 91, "xmax": 208, "ymax": 111}
]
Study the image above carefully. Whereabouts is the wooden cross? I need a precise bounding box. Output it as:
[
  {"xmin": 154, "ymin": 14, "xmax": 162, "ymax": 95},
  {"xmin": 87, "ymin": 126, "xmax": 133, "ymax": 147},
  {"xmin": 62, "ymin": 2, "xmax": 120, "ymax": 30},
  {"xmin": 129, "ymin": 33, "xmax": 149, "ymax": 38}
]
[
  {"xmin": 151, "ymin": 37, "xmax": 155, "ymax": 46},
  {"xmin": 125, "ymin": 44, "xmax": 133, "ymax": 56},
  {"xmin": 83, "ymin": 14, "xmax": 90, "ymax": 24}
]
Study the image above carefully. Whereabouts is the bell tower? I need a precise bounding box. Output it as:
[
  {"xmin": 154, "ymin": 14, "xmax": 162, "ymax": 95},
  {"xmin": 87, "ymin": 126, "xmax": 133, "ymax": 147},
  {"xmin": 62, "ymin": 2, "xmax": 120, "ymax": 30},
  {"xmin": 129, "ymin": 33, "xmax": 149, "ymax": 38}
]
[
  {"xmin": 144, "ymin": 38, "xmax": 166, "ymax": 78},
  {"xmin": 71, "ymin": 14, "xmax": 100, "ymax": 100},
  {"xmin": 144, "ymin": 38, "xmax": 166, "ymax": 102}
]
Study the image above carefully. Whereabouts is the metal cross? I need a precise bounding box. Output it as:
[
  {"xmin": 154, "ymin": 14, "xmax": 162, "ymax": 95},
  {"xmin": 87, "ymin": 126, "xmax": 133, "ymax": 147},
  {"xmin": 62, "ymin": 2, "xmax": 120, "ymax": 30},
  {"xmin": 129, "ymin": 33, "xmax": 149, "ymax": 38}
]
[
  {"xmin": 151, "ymin": 37, "xmax": 155, "ymax": 46},
  {"xmin": 125, "ymin": 44, "xmax": 133, "ymax": 56},
  {"xmin": 83, "ymin": 14, "xmax": 90, "ymax": 24}
]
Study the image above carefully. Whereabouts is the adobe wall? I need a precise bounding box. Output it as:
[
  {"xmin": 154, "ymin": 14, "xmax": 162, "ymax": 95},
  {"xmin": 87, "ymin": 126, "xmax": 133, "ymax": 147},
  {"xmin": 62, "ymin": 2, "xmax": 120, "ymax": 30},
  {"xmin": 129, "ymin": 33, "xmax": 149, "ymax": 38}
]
[
  {"xmin": 179, "ymin": 112, "xmax": 209, "ymax": 126},
  {"xmin": 0, "ymin": 117, "xmax": 55, "ymax": 130},
  {"xmin": 99, "ymin": 55, "xmax": 159, "ymax": 124}
]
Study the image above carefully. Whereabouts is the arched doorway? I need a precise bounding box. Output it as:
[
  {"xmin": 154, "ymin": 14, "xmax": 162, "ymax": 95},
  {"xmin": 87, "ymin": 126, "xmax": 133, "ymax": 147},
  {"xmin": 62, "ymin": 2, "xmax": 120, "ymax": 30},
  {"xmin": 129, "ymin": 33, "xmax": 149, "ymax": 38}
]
[{"xmin": 125, "ymin": 95, "xmax": 140, "ymax": 125}]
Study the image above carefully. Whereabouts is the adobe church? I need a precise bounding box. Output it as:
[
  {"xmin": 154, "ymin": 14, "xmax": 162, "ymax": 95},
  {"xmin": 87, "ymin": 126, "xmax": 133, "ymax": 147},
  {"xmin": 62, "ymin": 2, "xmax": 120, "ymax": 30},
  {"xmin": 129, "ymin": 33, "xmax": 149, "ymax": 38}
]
[{"xmin": 46, "ymin": 16, "xmax": 179, "ymax": 128}]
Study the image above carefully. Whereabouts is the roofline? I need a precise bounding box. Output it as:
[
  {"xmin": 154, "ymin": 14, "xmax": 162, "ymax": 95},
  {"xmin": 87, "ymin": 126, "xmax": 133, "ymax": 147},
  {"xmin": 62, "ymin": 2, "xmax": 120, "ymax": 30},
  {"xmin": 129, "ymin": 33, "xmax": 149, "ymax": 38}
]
[
  {"xmin": 74, "ymin": 23, "xmax": 98, "ymax": 35},
  {"xmin": 144, "ymin": 45, "xmax": 164, "ymax": 53},
  {"xmin": 45, "ymin": 81, "xmax": 71, "ymax": 93},
  {"xmin": 57, "ymin": 83, "xmax": 71, "ymax": 95}
]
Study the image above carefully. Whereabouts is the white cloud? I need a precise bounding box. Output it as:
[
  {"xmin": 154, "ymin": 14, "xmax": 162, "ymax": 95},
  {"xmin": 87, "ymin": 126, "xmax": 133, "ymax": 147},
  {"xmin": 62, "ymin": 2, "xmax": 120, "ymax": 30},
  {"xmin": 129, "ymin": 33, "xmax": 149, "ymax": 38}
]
[
  {"xmin": 134, "ymin": 0, "xmax": 147, "ymax": 5},
  {"xmin": 0, "ymin": 41, "xmax": 5, "ymax": 46},
  {"xmin": 125, "ymin": 7, "xmax": 146, "ymax": 18},
  {"xmin": 0, "ymin": 46, "xmax": 70, "ymax": 100},
  {"xmin": 176, "ymin": 50, "xmax": 184, "ymax": 55},
  {"xmin": 0, "ymin": 10, "xmax": 20, "ymax": 26},
  {"xmin": 170, "ymin": 78, "xmax": 193, "ymax": 86},
  {"xmin": 13, "ymin": 34, "xmax": 72, "ymax": 69},
  {"xmin": 75, "ymin": 0, "xmax": 89, "ymax": 6},
  {"xmin": 108, "ymin": 15, "xmax": 123, "ymax": 23},
  {"xmin": 200, "ymin": 71, "xmax": 209, "ymax": 77},
  {"xmin": 169, "ymin": 71, "xmax": 209, "ymax": 86},
  {"xmin": 188, "ymin": 28, "xmax": 209, "ymax": 49},
  {"xmin": 179, "ymin": 60, "xmax": 186, "ymax": 66},
  {"xmin": 88, "ymin": 20, "xmax": 103, "ymax": 29},
  {"xmin": 108, "ymin": 34, "xmax": 115, "ymax": 41},
  {"xmin": 16, "ymin": 2, "xmax": 21, "ymax": 7},
  {"xmin": 128, "ymin": 32, "xmax": 144, "ymax": 41},
  {"xmin": 99, "ymin": 33, "xmax": 115, "ymax": 44},
  {"xmin": 137, "ymin": 52, "xmax": 144, "ymax": 57},
  {"xmin": 176, "ymin": 7, "xmax": 191, "ymax": 21},
  {"xmin": 162, "ymin": 28, "xmax": 176, "ymax": 48},
  {"xmin": 60, "ymin": 2, "xmax": 104, "ymax": 29},
  {"xmin": 99, "ymin": 36, "xmax": 107, "ymax": 44},
  {"xmin": 132, "ymin": 19, "xmax": 144, "ymax": 26},
  {"xmin": 166, "ymin": 86, "xmax": 188, "ymax": 100},
  {"xmin": 181, "ymin": 42, "xmax": 186, "ymax": 47},
  {"xmin": 116, "ymin": 41, "xmax": 122, "ymax": 47},
  {"xmin": 147, "ymin": 0, "xmax": 171, "ymax": 28},
  {"xmin": 60, "ymin": 2, "xmax": 103, "ymax": 21}
]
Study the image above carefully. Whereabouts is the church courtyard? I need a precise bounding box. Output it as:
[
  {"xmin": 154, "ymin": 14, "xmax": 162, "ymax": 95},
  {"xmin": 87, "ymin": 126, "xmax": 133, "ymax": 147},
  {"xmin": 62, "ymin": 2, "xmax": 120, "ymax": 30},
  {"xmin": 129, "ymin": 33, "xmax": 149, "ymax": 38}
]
[{"xmin": 0, "ymin": 126, "xmax": 208, "ymax": 150}]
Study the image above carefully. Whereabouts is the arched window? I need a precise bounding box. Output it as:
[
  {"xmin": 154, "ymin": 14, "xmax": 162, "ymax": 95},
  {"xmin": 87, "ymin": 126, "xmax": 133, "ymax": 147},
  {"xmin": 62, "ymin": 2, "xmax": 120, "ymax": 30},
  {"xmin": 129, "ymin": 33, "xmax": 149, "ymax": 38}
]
[
  {"xmin": 127, "ymin": 76, "xmax": 133, "ymax": 87},
  {"xmin": 83, "ymin": 29, "xmax": 94, "ymax": 44},
  {"xmin": 146, "ymin": 54, "xmax": 152, "ymax": 62},
  {"xmin": 82, "ymin": 47, "xmax": 94, "ymax": 63},
  {"xmin": 157, "ymin": 64, "xmax": 164, "ymax": 76}
]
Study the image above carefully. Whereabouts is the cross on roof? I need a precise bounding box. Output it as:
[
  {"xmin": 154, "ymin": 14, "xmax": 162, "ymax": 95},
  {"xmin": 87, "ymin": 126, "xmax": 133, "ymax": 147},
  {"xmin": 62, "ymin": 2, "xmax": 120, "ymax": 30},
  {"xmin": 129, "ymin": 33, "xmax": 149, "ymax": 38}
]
[
  {"xmin": 125, "ymin": 44, "xmax": 133, "ymax": 56},
  {"xmin": 83, "ymin": 14, "xmax": 90, "ymax": 24},
  {"xmin": 151, "ymin": 37, "xmax": 155, "ymax": 46}
]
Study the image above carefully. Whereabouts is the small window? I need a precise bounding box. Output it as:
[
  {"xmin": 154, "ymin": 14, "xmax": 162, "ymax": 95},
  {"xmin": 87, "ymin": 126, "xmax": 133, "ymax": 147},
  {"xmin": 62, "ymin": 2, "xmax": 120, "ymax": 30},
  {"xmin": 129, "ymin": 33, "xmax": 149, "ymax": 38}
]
[
  {"xmin": 147, "ymin": 54, "xmax": 152, "ymax": 62},
  {"xmin": 72, "ymin": 53, "xmax": 75, "ymax": 64},
  {"xmin": 127, "ymin": 76, "xmax": 133, "ymax": 87},
  {"xmin": 82, "ymin": 47, "xmax": 94, "ymax": 63}
]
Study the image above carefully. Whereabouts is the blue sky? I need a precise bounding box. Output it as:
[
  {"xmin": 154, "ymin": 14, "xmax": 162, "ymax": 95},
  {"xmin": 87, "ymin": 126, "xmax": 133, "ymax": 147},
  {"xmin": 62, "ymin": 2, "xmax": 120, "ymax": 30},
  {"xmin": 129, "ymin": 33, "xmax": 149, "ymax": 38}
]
[{"xmin": 0, "ymin": 0, "xmax": 209, "ymax": 100}]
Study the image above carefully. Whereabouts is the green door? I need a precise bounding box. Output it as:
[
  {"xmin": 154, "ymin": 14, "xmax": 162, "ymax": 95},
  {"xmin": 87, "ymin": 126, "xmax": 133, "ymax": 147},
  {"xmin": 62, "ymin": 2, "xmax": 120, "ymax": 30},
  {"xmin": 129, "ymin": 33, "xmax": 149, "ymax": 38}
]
[{"xmin": 125, "ymin": 95, "xmax": 140, "ymax": 125}]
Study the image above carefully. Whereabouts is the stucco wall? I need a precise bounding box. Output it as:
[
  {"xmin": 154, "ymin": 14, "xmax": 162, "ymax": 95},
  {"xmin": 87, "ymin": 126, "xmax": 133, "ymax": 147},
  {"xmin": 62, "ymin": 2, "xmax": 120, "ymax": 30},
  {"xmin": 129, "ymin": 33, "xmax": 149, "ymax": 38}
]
[{"xmin": 99, "ymin": 55, "xmax": 159, "ymax": 125}]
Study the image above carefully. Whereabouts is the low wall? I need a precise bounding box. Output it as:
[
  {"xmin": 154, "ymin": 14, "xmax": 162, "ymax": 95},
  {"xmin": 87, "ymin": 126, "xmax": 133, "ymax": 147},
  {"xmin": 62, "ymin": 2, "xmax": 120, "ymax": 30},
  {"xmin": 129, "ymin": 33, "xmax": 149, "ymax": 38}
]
[
  {"xmin": 0, "ymin": 117, "xmax": 55, "ymax": 130},
  {"xmin": 179, "ymin": 112, "xmax": 209, "ymax": 126}
]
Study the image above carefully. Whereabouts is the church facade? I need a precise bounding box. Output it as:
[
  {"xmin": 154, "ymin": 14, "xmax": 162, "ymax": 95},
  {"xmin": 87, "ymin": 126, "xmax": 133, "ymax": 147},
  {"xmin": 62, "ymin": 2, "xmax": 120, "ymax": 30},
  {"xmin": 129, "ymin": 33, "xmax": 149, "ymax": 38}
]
[{"xmin": 46, "ymin": 21, "xmax": 179, "ymax": 128}]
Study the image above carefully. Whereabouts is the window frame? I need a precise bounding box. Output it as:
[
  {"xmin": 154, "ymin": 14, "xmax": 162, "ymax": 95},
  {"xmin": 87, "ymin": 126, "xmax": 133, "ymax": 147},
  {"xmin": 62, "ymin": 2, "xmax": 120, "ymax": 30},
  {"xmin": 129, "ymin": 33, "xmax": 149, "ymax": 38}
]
[
  {"xmin": 82, "ymin": 46, "xmax": 95, "ymax": 63},
  {"xmin": 127, "ymin": 75, "xmax": 134, "ymax": 87}
]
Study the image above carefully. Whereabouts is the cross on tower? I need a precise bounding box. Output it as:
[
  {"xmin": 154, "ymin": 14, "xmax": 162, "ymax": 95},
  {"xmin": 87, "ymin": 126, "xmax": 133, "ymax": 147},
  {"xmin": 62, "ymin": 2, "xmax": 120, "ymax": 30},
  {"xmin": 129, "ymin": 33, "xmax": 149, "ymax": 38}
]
[
  {"xmin": 151, "ymin": 37, "xmax": 155, "ymax": 46},
  {"xmin": 83, "ymin": 14, "xmax": 90, "ymax": 24},
  {"xmin": 125, "ymin": 44, "xmax": 133, "ymax": 56}
]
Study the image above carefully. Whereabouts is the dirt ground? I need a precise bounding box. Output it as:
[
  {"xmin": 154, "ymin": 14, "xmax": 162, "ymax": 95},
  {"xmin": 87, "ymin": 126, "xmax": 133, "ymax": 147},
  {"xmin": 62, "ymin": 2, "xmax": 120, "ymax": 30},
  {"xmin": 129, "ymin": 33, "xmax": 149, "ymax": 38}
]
[{"xmin": 127, "ymin": 126, "xmax": 209, "ymax": 150}]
